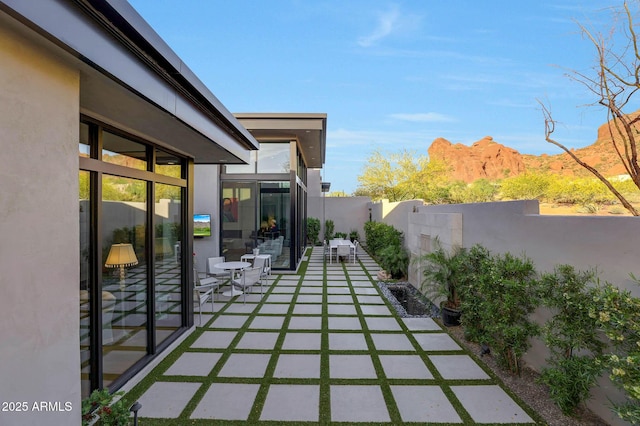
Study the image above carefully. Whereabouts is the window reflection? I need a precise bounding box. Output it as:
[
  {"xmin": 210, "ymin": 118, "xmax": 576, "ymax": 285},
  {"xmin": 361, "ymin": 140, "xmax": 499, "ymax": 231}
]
[
  {"xmin": 102, "ymin": 131, "xmax": 147, "ymax": 170},
  {"xmin": 257, "ymin": 143, "xmax": 290, "ymax": 173}
]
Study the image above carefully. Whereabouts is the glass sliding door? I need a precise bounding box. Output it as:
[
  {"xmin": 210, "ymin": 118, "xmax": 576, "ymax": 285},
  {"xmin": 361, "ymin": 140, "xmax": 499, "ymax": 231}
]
[
  {"xmin": 79, "ymin": 170, "xmax": 91, "ymax": 399},
  {"xmin": 101, "ymin": 175, "xmax": 148, "ymax": 388},
  {"xmin": 154, "ymin": 183, "xmax": 182, "ymax": 346},
  {"xmin": 221, "ymin": 181, "xmax": 256, "ymax": 260},
  {"xmin": 259, "ymin": 182, "xmax": 291, "ymax": 268}
]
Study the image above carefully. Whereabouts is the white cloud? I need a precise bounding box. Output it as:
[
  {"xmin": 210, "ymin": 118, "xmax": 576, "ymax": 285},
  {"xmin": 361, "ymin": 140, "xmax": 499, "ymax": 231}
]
[
  {"xmin": 357, "ymin": 5, "xmax": 400, "ymax": 47},
  {"xmin": 390, "ymin": 112, "xmax": 455, "ymax": 123}
]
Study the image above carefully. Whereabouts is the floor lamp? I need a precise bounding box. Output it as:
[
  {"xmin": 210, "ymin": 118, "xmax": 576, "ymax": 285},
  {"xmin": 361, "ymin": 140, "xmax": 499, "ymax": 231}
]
[{"xmin": 105, "ymin": 243, "xmax": 139, "ymax": 336}]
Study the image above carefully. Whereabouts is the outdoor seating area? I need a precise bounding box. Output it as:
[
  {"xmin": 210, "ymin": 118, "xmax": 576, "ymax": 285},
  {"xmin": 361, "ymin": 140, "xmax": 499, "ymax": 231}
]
[{"xmin": 127, "ymin": 246, "xmax": 537, "ymax": 424}]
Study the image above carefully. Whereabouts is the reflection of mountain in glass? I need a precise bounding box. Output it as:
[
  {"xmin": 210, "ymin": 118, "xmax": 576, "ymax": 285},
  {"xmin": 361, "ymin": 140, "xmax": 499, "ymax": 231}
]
[{"xmin": 194, "ymin": 214, "xmax": 211, "ymax": 237}]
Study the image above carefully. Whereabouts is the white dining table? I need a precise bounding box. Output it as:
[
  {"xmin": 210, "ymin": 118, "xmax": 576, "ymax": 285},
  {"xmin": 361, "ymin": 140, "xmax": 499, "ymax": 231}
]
[
  {"xmin": 329, "ymin": 239, "xmax": 355, "ymax": 264},
  {"xmin": 215, "ymin": 261, "xmax": 251, "ymax": 297}
]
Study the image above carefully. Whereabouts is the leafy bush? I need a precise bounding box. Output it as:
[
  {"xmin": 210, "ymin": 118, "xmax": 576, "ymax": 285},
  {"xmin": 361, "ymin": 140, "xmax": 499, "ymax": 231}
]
[
  {"xmin": 82, "ymin": 388, "xmax": 130, "ymax": 426},
  {"xmin": 324, "ymin": 219, "xmax": 334, "ymax": 241},
  {"xmin": 538, "ymin": 265, "xmax": 603, "ymax": 415},
  {"xmin": 378, "ymin": 245, "xmax": 409, "ymax": 279},
  {"xmin": 363, "ymin": 221, "xmax": 403, "ymax": 255},
  {"xmin": 306, "ymin": 217, "xmax": 320, "ymax": 245},
  {"xmin": 334, "ymin": 231, "xmax": 347, "ymax": 239},
  {"xmin": 418, "ymin": 239, "xmax": 470, "ymax": 309},
  {"xmin": 499, "ymin": 172, "xmax": 554, "ymax": 201},
  {"xmin": 349, "ymin": 229, "xmax": 360, "ymax": 242},
  {"xmin": 591, "ymin": 278, "xmax": 640, "ymax": 424}
]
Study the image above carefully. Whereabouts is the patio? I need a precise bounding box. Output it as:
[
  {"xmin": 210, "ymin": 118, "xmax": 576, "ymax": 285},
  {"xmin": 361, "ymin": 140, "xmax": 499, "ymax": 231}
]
[{"xmin": 128, "ymin": 247, "xmax": 538, "ymax": 424}]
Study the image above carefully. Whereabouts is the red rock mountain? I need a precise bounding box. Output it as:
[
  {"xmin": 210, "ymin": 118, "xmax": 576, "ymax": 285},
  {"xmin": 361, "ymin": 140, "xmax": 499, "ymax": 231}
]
[
  {"xmin": 427, "ymin": 116, "xmax": 635, "ymax": 183},
  {"xmin": 428, "ymin": 136, "xmax": 526, "ymax": 182}
]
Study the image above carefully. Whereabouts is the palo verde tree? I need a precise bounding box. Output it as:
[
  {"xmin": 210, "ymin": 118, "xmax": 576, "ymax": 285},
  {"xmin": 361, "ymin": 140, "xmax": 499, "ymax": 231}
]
[
  {"xmin": 356, "ymin": 148, "xmax": 450, "ymax": 202},
  {"xmin": 541, "ymin": 1, "xmax": 640, "ymax": 215}
]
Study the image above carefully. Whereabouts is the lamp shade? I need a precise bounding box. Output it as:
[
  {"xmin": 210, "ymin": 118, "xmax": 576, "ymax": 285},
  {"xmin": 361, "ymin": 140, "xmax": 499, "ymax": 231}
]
[{"xmin": 105, "ymin": 243, "xmax": 139, "ymax": 268}]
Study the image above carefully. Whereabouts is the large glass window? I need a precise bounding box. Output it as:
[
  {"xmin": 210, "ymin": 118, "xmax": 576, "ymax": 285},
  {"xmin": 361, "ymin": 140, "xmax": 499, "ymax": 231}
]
[
  {"xmin": 224, "ymin": 151, "xmax": 256, "ymax": 174},
  {"xmin": 259, "ymin": 182, "xmax": 291, "ymax": 268},
  {"xmin": 221, "ymin": 182, "xmax": 256, "ymax": 260},
  {"xmin": 101, "ymin": 175, "xmax": 147, "ymax": 388},
  {"xmin": 80, "ymin": 119, "xmax": 189, "ymax": 394},
  {"xmin": 79, "ymin": 170, "xmax": 91, "ymax": 399},
  {"xmin": 154, "ymin": 183, "xmax": 183, "ymax": 345},
  {"xmin": 257, "ymin": 143, "xmax": 290, "ymax": 173}
]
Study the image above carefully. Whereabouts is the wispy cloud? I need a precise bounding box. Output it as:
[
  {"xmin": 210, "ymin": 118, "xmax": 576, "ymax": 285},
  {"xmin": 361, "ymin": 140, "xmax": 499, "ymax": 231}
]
[
  {"xmin": 390, "ymin": 112, "xmax": 455, "ymax": 123},
  {"xmin": 357, "ymin": 4, "xmax": 422, "ymax": 48}
]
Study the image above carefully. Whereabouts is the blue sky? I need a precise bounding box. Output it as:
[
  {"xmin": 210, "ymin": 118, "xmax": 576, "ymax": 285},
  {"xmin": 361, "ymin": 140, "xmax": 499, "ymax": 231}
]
[{"xmin": 129, "ymin": 0, "xmax": 623, "ymax": 194}]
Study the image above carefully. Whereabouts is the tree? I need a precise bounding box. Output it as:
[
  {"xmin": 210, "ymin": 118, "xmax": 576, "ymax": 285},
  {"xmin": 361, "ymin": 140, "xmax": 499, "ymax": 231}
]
[
  {"xmin": 356, "ymin": 148, "xmax": 451, "ymax": 202},
  {"xmin": 541, "ymin": 1, "xmax": 640, "ymax": 215}
]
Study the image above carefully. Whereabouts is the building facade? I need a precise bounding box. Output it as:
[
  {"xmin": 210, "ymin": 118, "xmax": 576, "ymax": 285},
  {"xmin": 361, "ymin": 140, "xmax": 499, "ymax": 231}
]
[{"xmin": 0, "ymin": 1, "xmax": 258, "ymax": 424}]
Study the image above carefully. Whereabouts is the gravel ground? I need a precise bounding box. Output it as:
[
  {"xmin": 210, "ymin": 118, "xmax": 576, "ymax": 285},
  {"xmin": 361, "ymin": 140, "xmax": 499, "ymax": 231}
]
[{"xmin": 376, "ymin": 281, "xmax": 607, "ymax": 426}]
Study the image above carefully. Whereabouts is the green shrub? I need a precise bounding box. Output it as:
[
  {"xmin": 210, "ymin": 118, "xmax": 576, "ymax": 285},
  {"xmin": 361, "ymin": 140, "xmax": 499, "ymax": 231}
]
[
  {"xmin": 378, "ymin": 245, "xmax": 409, "ymax": 279},
  {"xmin": 363, "ymin": 221, "xmax": 403, "ymax": 255},
  {"xmin": 82, "ymin": 388, "xmax": 130, "ymax": 426},
  {"xmin": 538, "ymin": 265, "xmax": 603, "ymax": 415},
  {"xmin": 323, "ymin": 219, "xmax": 334, "ymax": 241},
  {"xmin": 306, "ymin": 217, "xmax": 320, "ymax": 245},
  {"xmin": 334, "ymin": 231, "xmax": 347, "ymax": 239}
]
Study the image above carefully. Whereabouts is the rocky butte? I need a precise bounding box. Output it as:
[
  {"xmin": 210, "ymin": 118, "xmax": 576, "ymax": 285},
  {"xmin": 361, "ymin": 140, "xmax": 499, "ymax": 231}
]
[{"xmin": 427, "ymin": 114, "xmax": 636, "ymax": 183}]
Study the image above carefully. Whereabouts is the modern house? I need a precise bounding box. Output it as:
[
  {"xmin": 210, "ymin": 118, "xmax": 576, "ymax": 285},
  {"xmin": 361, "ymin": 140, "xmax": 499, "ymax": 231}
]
[{"xmin": 0, "ymin": 1, "xmax": 268, "ymax": 424}]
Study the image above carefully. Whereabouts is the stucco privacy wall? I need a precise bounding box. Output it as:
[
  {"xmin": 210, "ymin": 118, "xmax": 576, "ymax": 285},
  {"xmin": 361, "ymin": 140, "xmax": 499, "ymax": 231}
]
[
  {"xmin": 193, "ymin": 165, "xmax": 221, "ymax": 268},
  {"xmin": 0, "ymin": 21, "xmax": 80, "ymax": 425},
  {"xmin": 407, "ymin": 200, "xmax": 640, "ymax": 426},
  {"xmin": 308, "ymin": 194, "xmax": 371, "ymax": 243}
]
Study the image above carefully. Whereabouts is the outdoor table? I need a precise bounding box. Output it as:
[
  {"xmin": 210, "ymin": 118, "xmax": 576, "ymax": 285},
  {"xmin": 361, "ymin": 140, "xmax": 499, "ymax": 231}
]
[
  {"xmin": 329, "ymin": 239, "xmax": 355, "ymax": 264},
  {"xmin": 215, "ymin": 261, "xmax": 251, "ymax": 297}
]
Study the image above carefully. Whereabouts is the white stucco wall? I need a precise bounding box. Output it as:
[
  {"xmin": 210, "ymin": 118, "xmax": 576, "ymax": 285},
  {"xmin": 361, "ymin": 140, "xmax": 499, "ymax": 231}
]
[
  {"xmin": 193, "ymin": 165, "xmax": 220, "ymax": 269},
  {"xmin": 407, "ymin": 200, "xmax": 639, "ymax": 425},
  {"xmin": 0, "ymin": 21, "xmax": 81, "ymax": 425}
]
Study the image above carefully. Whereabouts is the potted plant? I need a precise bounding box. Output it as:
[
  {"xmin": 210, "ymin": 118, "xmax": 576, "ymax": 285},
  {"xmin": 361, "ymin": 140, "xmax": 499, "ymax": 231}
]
[
  {"xmin": 417, "ymin": 239, "xmax": 468, "ymax": 326},
  {"xmin": 349, "ymin": 229, "xmax": 360, "ymax": 243},
  {"xmin": 82, "ymin": 388, "xmax": 131, "ymax": 426}
]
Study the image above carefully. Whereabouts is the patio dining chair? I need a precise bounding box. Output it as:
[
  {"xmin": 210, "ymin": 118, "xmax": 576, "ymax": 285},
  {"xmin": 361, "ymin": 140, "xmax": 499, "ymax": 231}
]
[
  {"xmin": 231, "ymin": 266, "xmax": 263, "ymax": 304},
  {"xmin": 252, "ymin": 255, "xmax": 270, "ymax": 288},
  {"xmin": 194, "ymin": 268, "xmax": 220, "ymax": 326},
  {"xmin": 350, "ymin": 240, "xmax": 360, "ymax": 264},
  {"xmin": 337, "ymin": 244, "xmax": 352, "ymax": 263},
  {"xmin": 207, "ymin": 256, "xmax": 231, "ymax": 281}
]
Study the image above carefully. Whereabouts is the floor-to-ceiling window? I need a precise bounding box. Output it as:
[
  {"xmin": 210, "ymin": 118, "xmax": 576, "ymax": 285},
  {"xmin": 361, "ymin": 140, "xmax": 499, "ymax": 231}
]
[{"xmin": 79, "ymin": 118, "xmax": 188, "ymax": 396}]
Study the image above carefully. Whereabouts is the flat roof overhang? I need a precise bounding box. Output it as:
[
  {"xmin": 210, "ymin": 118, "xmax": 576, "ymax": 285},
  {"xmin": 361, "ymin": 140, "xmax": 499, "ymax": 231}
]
[
  {"xmin": 0, "ymin": 0, "xmax": 259, "ymax": 164},
  {"xmin": 234, "ymin": 113, "xmax": 327, "ymax": 168}
]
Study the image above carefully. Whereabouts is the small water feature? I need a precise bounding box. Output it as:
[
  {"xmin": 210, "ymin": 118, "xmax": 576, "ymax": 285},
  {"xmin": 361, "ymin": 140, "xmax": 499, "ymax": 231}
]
[{"xmin": 376, "ymin": 281, "xmax": 439, "ymax": 318}]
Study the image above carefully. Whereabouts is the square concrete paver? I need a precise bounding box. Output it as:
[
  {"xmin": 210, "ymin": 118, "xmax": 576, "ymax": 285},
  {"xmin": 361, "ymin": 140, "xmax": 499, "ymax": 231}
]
[
  {"xmin": 327, "ymin": 304, "xmax": 357, "ymax": 315},
  {"xmin": 360, "ymin": 304, "xmax": 393, "ymax": 316},
  {"xmin": 330, "ymin": 355, "xmax": 377, "ymax": 378},
  {"xmin": 293, "ymin": 304, "xmax": 323, "ymax": 315},
  {"xmin": 365, "ymin": 317, "xmax": 402, "ymax": 331},
  {"xmin": 210, "ymin": 315, "xmax": 249, "ymax": 329},
  {"xmin": 235, "ymin": 332, "xmax": 279, "ymax": 350},
  {"xmin": 353, "ymin": 287, "xmax": 379, "ymax": 295},
  {"xmin": 430, "ymin": 355, "xmax": 491, "ymax": 380},
  {"xmin": 223, "ymin": 303, "xmax": 258, "ymax": 314},
  {"xmin": 248, "ymin": 315, "xmax": 285, "ymax": 330},
  {"xmin": 164, "ymin": 352, "xmax": 222, "ymax": 376},
  {"xmin": 299, "ymin": 286, "xmax": 323, "ymax": 294},
  {"xmin": 371, "ymin": 333, "xmax": 415, "ymax": 351},
  {"xmin": 191, "ymin": 383, "xmax": 260, "ymax": 420},
  {"xmin": 402, "ymin": 317, "xmax": 442, "ymax": 331},
  {"xmin": 138, "ymin": 382, "xmax": 200, "ymax": 418},
  {"xmin": 265, "ymin": 294, "xmax": 294, "ymax": 303},
  {"xmin": 218, "ymin": 353, "xmax": 271, "ymax": 378},
  {"xmin": 414, "ymin": 332, "xmax": 462, "ymax": 351},
  {"xmin": 273, "ymin": 354, "xmax": 321, "ymax": 378},
  {"xmin": 327, "ymin": 295, "xmax": 353, "ymax": 304},
  {"xmin": 391, "ymin": 385, "xmax": 462, "ymax": 423},
  {"xmin": 329, "ymin": 333, "xmax": 369, "ymax": 350},
  {"xmin": 379, "ymin": 354, "xmax": 434, "ymax": 379},
  {"xmin": 261, "ymin": 385, "xmax": 319, "ymax": 421},
  {"xmin": 191, "ymin": 331, "xmax": 237, "ymax": 349},
  {"xmin": 328, "ymin": 316, "xmax": 362, "ymax": 330},
  {"xmin": 297, "ymin": 294, "xmax": 324, "ymax": 303},
  {"xmin": 327, "ymin": 287, "xmax": 351, "ymax": 294},
  {"xmin": 282, "ymin": 332, "xmax": 322, "ymax": 350},
  {"xmin": 331, "ymin": 385, "xmax": 390, "ymax": 422},
  {"xmin": 357, "ymin": 295, "xmax": 386, "ymax": 304},
  {"xmin": 288, "ymin": 316, "xmax": 322, "ymax": 330},
  {"xmin": 452, "ymin": 385, "xmax": 534, "ymax": 423},
  {"xmin": 258, "ymin": 304, "xmax": 290, "ymax": 314}
]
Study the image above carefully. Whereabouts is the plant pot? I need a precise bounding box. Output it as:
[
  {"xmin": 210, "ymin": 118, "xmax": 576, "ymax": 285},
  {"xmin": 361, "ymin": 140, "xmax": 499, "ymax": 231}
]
[{"xmin": 441, "ymin": 305, "xmax": 461, "ymax": 327}]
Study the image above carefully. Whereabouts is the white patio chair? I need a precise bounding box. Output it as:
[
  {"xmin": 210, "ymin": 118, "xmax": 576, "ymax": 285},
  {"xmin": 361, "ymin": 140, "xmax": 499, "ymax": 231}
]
[
  {"xmin": 253, "ymin": 255, "xmax": 270, "ymax": 287},
  {"xmin": 207, "ymin": 256, "xmax": 231, "ymax": 281},
  {"xmin": 231, "ymin": 266, "xmax": 263, "ymax": 304},
  {"xmin": 323, "ymin": 240, "xmax": 330, "ymax": 262},
  {"xmin": 194, "ymin": 268, "xmax": 220, "ymax": 326},
  {"xmin": 337, "ymin": 244, "xmax": 351, "ymax": 263},
  {"xmin": 351, "ymin": 240, "xmax": 360, "ymax": 264}
]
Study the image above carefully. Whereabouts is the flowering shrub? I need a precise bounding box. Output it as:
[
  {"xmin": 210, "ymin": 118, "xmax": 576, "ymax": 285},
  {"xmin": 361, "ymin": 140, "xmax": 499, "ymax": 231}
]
[
  {"xmin": 538, "ymin": 265, "xmax": 603, "ymax": 415},
  {"xmin": 591, "ymin": 278, "xmax": 640, "ymax": 424},
  {"xmin": 82, "ymin": 388, "xmax": 129, "ymax": 426}
]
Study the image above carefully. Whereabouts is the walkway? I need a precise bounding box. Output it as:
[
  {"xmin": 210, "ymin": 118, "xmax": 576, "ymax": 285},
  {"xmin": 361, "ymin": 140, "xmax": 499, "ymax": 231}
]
[{"xmin": 129, "ymin": 247, "xmax": 537, "ymax": 424}]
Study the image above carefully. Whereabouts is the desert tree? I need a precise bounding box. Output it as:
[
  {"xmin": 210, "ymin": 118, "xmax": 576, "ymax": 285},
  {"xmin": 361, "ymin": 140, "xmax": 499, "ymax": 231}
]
[{"xmin": 540, "ymin": 1, "xmax": 640, "ymax": 215}]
